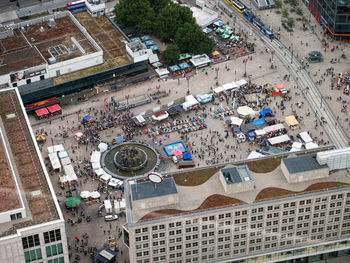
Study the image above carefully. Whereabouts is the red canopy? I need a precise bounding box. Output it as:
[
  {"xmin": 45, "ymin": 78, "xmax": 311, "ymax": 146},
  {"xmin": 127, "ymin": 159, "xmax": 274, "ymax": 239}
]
[
  {"xmin": 35, "ymin": 107, "xmax": 49, "ymax": 117},
  {"xmin": 47, "ymin": 104, "xmax": 62, "ymax": 113},
  {"xmin": 275, "ymin": 84, "xmax": 284, "ymax": 90}
]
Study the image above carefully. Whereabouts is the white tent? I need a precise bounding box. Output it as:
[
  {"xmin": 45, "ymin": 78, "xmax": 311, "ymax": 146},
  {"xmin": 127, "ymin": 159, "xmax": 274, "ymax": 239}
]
[
  {"xmin": 114, "ymin": 199, "xmax": 126, "ymax": 213},
  {"xmin": 95, "ymin": 168, "xmax": 105, "ymax": 176},
  {"xmin": 223, "ymin": 82, "xmax": 238, "ymax": 91},
  {"xmin": 109, "ymin": 178, "xmax": 123, "ymax": 188},
  {"xmin": 230, "ymin": 117, "xmax": 243, "ymax": 126},
  {"xmin": 80, "ymin": 191, "xmax": 91, "ymax": 199},
  {"xmin": 104, "ymin": 200, "xmax": 112, "ymax": 214},
  {"xmin": 152, "ymin": 111, "xmax": 169, "ymax": 121},
  {"xmin": 305, "ymin": 142, "xmax": 319, "ymax": 149},
  {"xmin": 60, "ymin": 156, "xmax": 71, "ymax": 166},
  {"xmin": 63, "ymin": 164, "xmax": 78, "ymax": 183},
  {"xmin": 182, "ymin": 95, "xmax": 199, "ymax": 111},
  {"xmin": 155, "ymin": 68, "xmax": 170, "ymax": 78},
  {"xmin": 90, "ymin": 191, "xmax": 101, "ymax": 199},
  {"xmin": 47, "ymin": 144, "xmax": 64, "ymax": 154},
  {"xmin": 292, "ymin": 141, "xmax": 303, "ymax": 149},
  {"xmin": 92, "ymin": 161, "xmax": 101, "ymax": 170},
  {"xmin": 237, "ymin": 106, "xmax": 256, "ymax": 118},
  {"xmin": 91, "ymin": 151, "xmax": 101, "ymax": 163},
  {"xmin": 100, "ymin": 173, "xmax": 112, "ymax": 183},
  {"xmin": 255, "ymin": 129, "xmax": 266, "ymax": 137},
  {"xmin": 148, "ymin": 53, "xmax": 159, "ymax": 64},
  {"xmin": 98, "ymin": 143, "xmax": 108, "ymax": 153},
  {"xmin": 299, "ymin": 131, "xmax": 313, "ymax": 144},
  {"xmin": 263, "ymin": 124, "xmax": 285, "ymax": 133},
  {"xmin": 213, "ymin": 86, "xmax": 225, "ymax": 94},
  {"xmin": 48, "ymin": 153, "xmax": 61, "ymax": 171},
  {"xmin": 236, "ymin": 79, "xmax": 248, "ymax": 87},
  {"xmin": 247, "ymin": 151, "xmax": 265, "ymax": 159},
  {"xmin": 268, "ymin": 134, "xmax": 290, "ymax": 145}
]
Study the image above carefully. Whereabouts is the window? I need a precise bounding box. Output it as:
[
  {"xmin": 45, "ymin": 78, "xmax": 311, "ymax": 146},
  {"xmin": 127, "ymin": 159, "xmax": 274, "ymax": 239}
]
[
  {"xmin": 26, "ymin": 79, "xmax": 31, "ymax": 84},
  {"xmin": 44, "ymin": 229, "xmax": 61, "ymax": 244},
  {"xmin": 46, "ymin": 243, "xmax": 63, "ymax": 258},
  {"xmin": 40, "ymin": 75, "xmax": 45, "ymax": 81},
  {"xmin": 47, "ymin": 257, "xmax": 65, "ymax": 263},
  {"xmin": 22, "ymin": 235, "xmax": 40, "ymax": 249},
  {"xmin": 24, "ymin": 248, "xmax": 42, "ymax": 262}
]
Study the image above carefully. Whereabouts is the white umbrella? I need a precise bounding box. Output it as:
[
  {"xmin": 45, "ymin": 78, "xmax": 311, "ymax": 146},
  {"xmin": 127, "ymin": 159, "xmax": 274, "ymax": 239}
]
[
  {"xmin": 90, "ymin": 191, "xmax": 101, "ymax": 199},
  {"xmin": 98, "ymin": 142, "xmax": 108, "ymax": 152},
  {"xmin": 80, "ymin": 191, "xmax": 91, "ymax": 199},
  {"xmin": 237, "ymin": 106, "xmax": 255, "ymax": 118}
]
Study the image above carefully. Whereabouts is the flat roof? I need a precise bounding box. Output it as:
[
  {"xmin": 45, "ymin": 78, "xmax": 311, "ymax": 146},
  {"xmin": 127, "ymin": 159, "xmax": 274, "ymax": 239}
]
[
  {"xmin": 0, "ymin": 14, "xmax": 96, "ymax": 76},
  {"xmin": 53, "ymin": 12, "xmax": 129, "ymax": 84},
  {"xmin": 125, "ymin": 149, "xmax": 350, "ymax": 224},
  {"xmin": 0, "ymin": 88, "xmax": 59, "ymax": 237},
  {"xmin": 282, "ymin": 154, "xmax": 328, "ymax": 174},
  {"xmin": 131, "ymin": 178, "xmax": 178, "ymax": 201}
]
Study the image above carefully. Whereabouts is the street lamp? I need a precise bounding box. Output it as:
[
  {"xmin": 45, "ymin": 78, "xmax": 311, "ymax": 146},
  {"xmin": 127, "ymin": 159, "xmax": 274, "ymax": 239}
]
[
  {"xmin": 271, "ymin": 49, "xmax": 275, "ymax": 62},
  {"xmin": 125, "ymin": 94, "xmax": 130, "ymax": 108},
  {"xmin": 215, "ymin": 67, "xmax": 220, "ymax": 85},
  {"xmin": 186, "ymin": 76, "xmax": 190, "ymax": 95},
  {"xmin": 291, "ymin": 50, "xmax": 294, "ymax": 64},
  {"xmin": 243, "ymin": 59, "xmax": 247, "ymax": 77}
]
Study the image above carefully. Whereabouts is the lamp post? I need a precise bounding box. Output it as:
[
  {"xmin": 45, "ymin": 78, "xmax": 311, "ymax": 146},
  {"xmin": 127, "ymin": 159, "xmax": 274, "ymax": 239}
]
[
  {"xmin": 271, "ymin": 49, "xmax": 275, "ymax": 62},
  {"xmin": 186, "ymin": 76, "xmax": 190, "ymax": 95},
  {"xmin": 125, "ymin": 94, "xmax": 130, "ymax": 108},
  {"xmin": 215, "ymin": 67, "xmax": 219, "ymax": 85},
  {"xmin": 243, "ymin": 59, "xmax": 247, "ymax": 77},
  {"xmin": 291, "ymin": 50, "xmax": 294, "ymax": 64}
]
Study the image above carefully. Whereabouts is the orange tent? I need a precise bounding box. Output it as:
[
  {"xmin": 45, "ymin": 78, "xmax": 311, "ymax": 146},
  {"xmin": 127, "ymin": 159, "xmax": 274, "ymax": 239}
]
[{"xmin": 212, "ymin": 51, "xmax": 219, "ymax": 56}]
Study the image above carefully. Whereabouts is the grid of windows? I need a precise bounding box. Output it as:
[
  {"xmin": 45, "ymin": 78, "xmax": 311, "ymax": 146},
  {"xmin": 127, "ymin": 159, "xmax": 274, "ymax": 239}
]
[
  {"xmin": 46, "ymin": 243, "xmax": 63, "ymax": 257},
  {"xmin": 24, "ymin": 248, "xmax": 42, "ymax": 262},
  {"xmin": 44, "ymin": 229, "xmax": 62, "ymax": 244},
  {"xmin": 22, "ymin": 234, "xmax": 40, "ymax": 249},
  {"xmin": 48, "ymin": 257, "xmax": 65, "ymax": 263}
]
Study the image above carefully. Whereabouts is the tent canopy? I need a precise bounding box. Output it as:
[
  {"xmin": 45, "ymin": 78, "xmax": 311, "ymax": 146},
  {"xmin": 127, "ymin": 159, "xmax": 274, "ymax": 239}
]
[
  {"xmin": 260, "ymin": 108, "xmax": 273, "ymax": 117},
  {"xmin": 91, "ymin": 151, "xmax": 101, "ymax": 163},
  {"xmin": 131, "ymin": 37, "xmax": 141, "ymax": 42},
  {"xmin": 196, "ymin": 94, "xmax": 213, "ymax": 104},
  {"xmin": 253, "ymin": 118, "xmax": 265, "ymax": 126},
  {"xmin": 141, "ymin": 35, "xmax": 150, "ymax": 41},
  {"xmin": 223, "ymin": 82, "xmax": 238, "ymax": 91},
  {"xmin": 268, "ymin": 134, "xmax": 290, "ymax": 145},
  {"xmin": 202, "ymin": 27, "xmax": 212, "ymax": 34},
  {"xmin": 83, "ymin": 115, "xmax": 93, "ymax": 123},
  {"xmin": 148, "ymin": 53, "xmax": 159, "ymax": 64},
  {"xmin": 212, "ymin": 50, "xmax": 219, "ymax": 56},
  {"xmin": 285, "ymin": 116, "xmax": 299, "ymax": 126},
  {"xmin": 182, "ymin": 95, "xmax": 199, "ymax": 111},
  {"xmin": 275, "ymin": 84, "xmax": 284, "ymax": 90},
  {"xmin": 237, "ymin": 106, "xmax": 255, "ymax": 118},
  {"xmin": 65, "ymin": 197, "xmax": 81, "ymax": 208},
  {"xmin": 47, "ymin": 104, "xmax": 61, "ymax": 114},
  {"xmin": 299, "ymin": 131, "xmax": 312, "ymax": 143},
  {"xmin": 98, "ymin": 142, "xmax": 108, "ymax": 152},
  {"xmin": 152, "ymin": 111, "xmax": 169, "ymax": 121},
  {"xmin": 145, "ymin": 40, "xmax": 155, "ymax": 46},
  {"xmin": 305, "ymin": 142, "xmax": 319, "ymax": 149},
  {"xmin": 264, "ymin": 123, "xmax": 285, "ymax": 133},
  {"xmin": 155, "ymin": 68, "xmax": 169, "ymax": 77},
  {"xmin": 35, "ymin": 107, "xmax": 49, "ymax": 117},
  {"xmin": 230, "ymin": 117, "xmax": 243, "ymax": 126},
  {"xmin": 236, "ymin": 79, "xmax": 248, "ymax": 87},
  {"xmin": 213, "ymin": 86, "xmax": 225, "ymax": 94},
  {"xmin": 292, "ymin": 141, "xmax": 303, "ymax": 149},
  {"xmin": 178, "ymin": 62, "xmax": 189, "ymax": 69},
  {"xmin": 179, "ymin": 53, "xmax": 193, "ymax": 60},
  {"xmin": 213, "ymin": 20, "xmax": 224, "ymax": 27},
  {"xmin": 169, "ymin": 65, "xmax": 180, "ymax": 72},
  {"xmin": 150, "ymin": 45, "xmax": 160, "ymax": 51}
]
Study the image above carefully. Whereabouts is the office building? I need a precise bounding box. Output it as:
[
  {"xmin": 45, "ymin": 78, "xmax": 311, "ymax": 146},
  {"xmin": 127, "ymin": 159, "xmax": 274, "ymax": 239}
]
[
  {"xmin": 0, "ymin": 87, "xmax": 69, "ymax": 263},
  {"xmin": 308, "ymin": 0, "xmax": 350, "ymax": 36},
  {"xmin": 123, "ymin": 148, "xmax": 350, "ymax": 263}
]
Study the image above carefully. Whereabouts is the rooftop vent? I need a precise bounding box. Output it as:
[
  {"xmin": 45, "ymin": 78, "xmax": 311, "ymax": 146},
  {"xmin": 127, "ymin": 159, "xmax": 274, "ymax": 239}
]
[
  {"xmin": 40, "ymin": 26, "xmax": 44, "ymax": 32},
  {"xmin": 48, "ymin": 18, "xmax": 56, "ymax": 27}
]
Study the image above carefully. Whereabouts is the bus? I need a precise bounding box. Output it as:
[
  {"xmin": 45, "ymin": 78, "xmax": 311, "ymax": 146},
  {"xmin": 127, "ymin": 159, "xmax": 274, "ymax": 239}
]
[{"xmin": 67, "ymin": 0, "xmax": 86, "ymax": 13}]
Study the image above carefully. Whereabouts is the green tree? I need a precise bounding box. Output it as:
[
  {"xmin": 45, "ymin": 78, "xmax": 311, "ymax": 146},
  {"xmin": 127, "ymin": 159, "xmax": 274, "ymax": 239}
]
[
  {"xmin": 274, "ymin": 0, "xmax": 282, "ymax": 9},
  {"xmin": 114, "ymin": 0, "xmax": 155, "ymax": 33},
  {"xmin": 282, "ymin": 8, "xmax": 289, "ymax": 18},
  {"xmin": 287, "ymin": 17, "xmax": 295, "ymax": 28},
  {"xmin": 296, "ymin": 7, "xmax": 303, "ymax": 16},
  {"xmin": 154, "ymin": 3, "xmax": 195, "ymax": 40},
  {"xmin": 302, "ymin": 16, "xmax": 309, "ymax": 25},
  {"xmin": 289, "ymin": 0, "xmax": 298, "ymax": 7},
  {"xmin": 175, "ymin": 23, "xmax": 214, "ymax": 55},
  {"xmin": 149, "ymin": 0, "xmax": 171, "ymax": 13},
  {"xmin": 162, "ymin": 44, "xmax": 180, "ymax": 64}
]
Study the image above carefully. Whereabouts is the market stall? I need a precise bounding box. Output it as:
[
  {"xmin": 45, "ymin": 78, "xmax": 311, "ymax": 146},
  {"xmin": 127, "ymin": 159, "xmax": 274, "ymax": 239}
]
[
  {"xmin": 182, "ymin": 95, "xmax": 199, "ymax": 111},
  {"xmin": 237, "ymin": 106, "xmax": 256, "ymax": 118},
  {"xmin": 230, "ymin": 117, "xmax": 243, "ymax": 126},
  {"xmin": 152, "ymin": 110, "xmax": 169, "ymax": 121},
  {"xmin": 268, "ymin": 134, "xmax": 290, "ymax": 145},
  {"xmin": 196, "ymin": 94, "xmax": 213, "ymax": 104},
  {"xmin": 299, "ymin": 131, "xmax": 313, "ymax": 144},
  {"xmin": 35, "ymin": 107, "xmax": 49, "ymax": 119},
  {"xmin": 285, "ymin": 116, "xmax": 299, "ymax": 129},
  {"xmin": 48, "ymin": 152, "xmax": 61, "ymax": 172}
]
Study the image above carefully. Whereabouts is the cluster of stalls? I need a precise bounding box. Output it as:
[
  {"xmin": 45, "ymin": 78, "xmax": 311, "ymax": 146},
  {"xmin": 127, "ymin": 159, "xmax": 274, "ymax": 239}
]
[
  {"xmin": 47, "ymin": 144, "xmax": 78, "ymax": 185},
  {"xmin": 103, "ymin": 199, "xmax": 126, "ymax": 215},
  {"xmin": 90, "ymin": 149, "xmax": 124, "ymax": 188},
  {"xmin": 131, "ymin": 35, "xmax": 160, "ymax": 52},
  {"xmin": 80, "ymin": 190, "xmax": 101, "ymax": 204},
  {"xmin": 35, "ymin": 104, "xmax": 62, "ymax": 119},
  {"xmin": 213, "ymin": 79, "xmax": 248, "ymax": 96},
  {"xmin": 154, "ymin": 53, "xmax": 212, "ymax": 79}
]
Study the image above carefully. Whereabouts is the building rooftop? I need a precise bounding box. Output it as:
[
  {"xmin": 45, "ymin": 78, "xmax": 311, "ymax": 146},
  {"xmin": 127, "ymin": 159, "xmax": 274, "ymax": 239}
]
[
  {"xmin": 125, "ymin": 148, "xmax": 350, "ymax": 225},
  {"xmin": 282, "ymin": 154, "xmax": 328, "ymax": 174},
  {"xmin": 0, "ymin": 88, "xmax": 59, "ymax": 237},
  {"xmin": 131, "ymin": 178, "xmax": 178, "ymax": 201},
  {"xmin": 0, "ymin": 14, "xmax": 96, "ymax": 76}
]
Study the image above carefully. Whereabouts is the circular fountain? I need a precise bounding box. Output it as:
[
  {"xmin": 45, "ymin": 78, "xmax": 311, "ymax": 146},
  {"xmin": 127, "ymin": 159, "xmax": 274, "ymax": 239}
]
[{"xmin": 101, "ymin": 142, "xmax": 159, "ymax": 179}]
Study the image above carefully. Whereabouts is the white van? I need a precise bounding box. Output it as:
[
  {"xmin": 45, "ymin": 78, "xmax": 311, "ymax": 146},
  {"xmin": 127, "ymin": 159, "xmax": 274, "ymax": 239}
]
[{"xmin": 104, "ymin": 215, "xmax": 118, "ymax": 221}]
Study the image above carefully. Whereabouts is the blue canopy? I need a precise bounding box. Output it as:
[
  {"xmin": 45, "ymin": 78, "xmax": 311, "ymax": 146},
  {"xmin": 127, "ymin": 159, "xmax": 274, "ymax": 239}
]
[
  {"xmin": 233, "ymin": 127, "xmax": 240, "ymax": 133},
  {"xmin": 183, "ymin": 153, "xmax": 192, "ymax": 160},
  {"xmin": 214, "ymin": 20, "xmax": 224, "ymax": 27},
  {"xmin": 141, "ymin": 35, "xmax": 150, "ymax": 41},
  {"xmin": 82, "ymin": 115, "xmax": 93, "ymax": 122},
  {"xmin": 115, "ymin": 136, "xmax": 124, "ymax": 144},
  {"xmin": 260, "ymin": 108, "xmax": 273, "ymax": 117},
  {"xmin": 202, "ymin": 27, "xmax": 212, "ymax": 34},
  {"xmin": 345, "ymin": 76, "xmax": 350, "ymax": 83},
  {"xmin": 248, "ymin": 131, "xmax": 256, "ymax": 138},
  {"xmin": 145, "ymin": 40, "xmax": 155, "ymax": 46},
  {"xmin": 169, "ymin": 65, "xmax": 180, "ymax": 72},
  {"xmin": 178, "ymin": 62, "xmax": 189, "ymax": 69},
  {"xmin": 150, "ymin": 45, "xmax": 160, "ymax": 51},
  {"xmin": 131, "ymin": 37, "xmax": 141, "ymax": 42},
  {"xmin": 253, "ymin": 117, "xmax": 265, "ymax": 126}
]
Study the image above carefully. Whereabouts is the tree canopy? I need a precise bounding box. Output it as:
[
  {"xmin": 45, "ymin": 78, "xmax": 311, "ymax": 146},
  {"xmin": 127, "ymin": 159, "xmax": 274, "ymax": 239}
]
[
  {"xmin": 154, "ymin": 3, "xmax": 195, "ymax": 40},
  {"xmin": 113, "ymin": 0, "xmax": 155, "ymax": 33},
  {"xmin": 162, "ymin": 44, "xmax": 180, "ymax": 64},
  {"xmin": 149, "ymin": 0, "xmax": 171, "ymax": 13}
]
